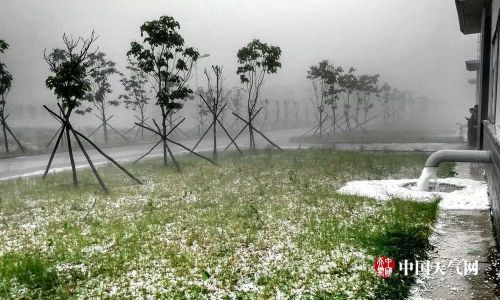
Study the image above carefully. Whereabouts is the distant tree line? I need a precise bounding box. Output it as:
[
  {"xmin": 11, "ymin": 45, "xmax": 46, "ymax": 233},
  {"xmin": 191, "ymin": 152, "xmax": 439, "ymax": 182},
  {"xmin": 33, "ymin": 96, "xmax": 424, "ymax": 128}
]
[
  {"xmin": 1, "ymin": 15, "xmax": 432, "ymax": 195},
  {"xmin": 306, "ymin": 60, "xmax": 425, "ymax": 136}
]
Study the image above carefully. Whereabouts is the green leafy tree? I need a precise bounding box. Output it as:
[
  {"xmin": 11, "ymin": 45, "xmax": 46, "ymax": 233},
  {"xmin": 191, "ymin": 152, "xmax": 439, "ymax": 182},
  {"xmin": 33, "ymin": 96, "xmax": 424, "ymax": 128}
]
[
  {"xmin": 127, "ymin": 15, "xmax": 199, "ymax": 166},
  {"xmin": 236, "ymin": 39, "xmax": 281, "ymax": 149},
  {"xmin": 80, "ymin": 52, "xmax": 122, "ymax": 143},
  {"xmin": 119, "ymin": 58, "xmax": 151, "ymax": 140},
  {"xmin": 324, "ymin": 64, "xmax": 344, "ymax": 134},
  {"xmin": 339, "ymin": 67, "xmax": 357, "ymax": 131},
  {"xmin": 44, "ymin": 37, "xmax": 98, "ymax": 112},
  {"xmin": 307, "ymin": 61, "xmax": 328, "ymax": 136},
  {"xmin": 43, "ymin": 31, "xmax": 101, "ymax": 185},
  {"xmin": 357, "ymin": 74, "xmax": 379, "ymax": 125},
  {"xmin": 43, "ymin": 31, "xmax": 142, "ymax": 191},
  {"xmin": 0, "ymin": 39, "xmax": 21, "ymax": 153},
  {"xmin": 307, "ymin": 60, "xmax": 343, "ymax": 135}
]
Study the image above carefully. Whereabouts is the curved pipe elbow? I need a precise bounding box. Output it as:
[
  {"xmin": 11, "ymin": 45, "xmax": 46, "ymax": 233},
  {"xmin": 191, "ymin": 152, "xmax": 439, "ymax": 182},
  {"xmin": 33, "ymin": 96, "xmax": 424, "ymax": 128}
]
[{"xmin": 424, "ymin": 150, "xmax": 491, "ymax": 168}]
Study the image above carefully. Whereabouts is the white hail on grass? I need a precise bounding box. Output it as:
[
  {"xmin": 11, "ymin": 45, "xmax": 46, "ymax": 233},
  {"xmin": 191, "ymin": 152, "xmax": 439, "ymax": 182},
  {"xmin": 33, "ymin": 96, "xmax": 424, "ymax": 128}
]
[{"xmin": 338, "ymin": 178, "xmax": 489, "ymax": 210}]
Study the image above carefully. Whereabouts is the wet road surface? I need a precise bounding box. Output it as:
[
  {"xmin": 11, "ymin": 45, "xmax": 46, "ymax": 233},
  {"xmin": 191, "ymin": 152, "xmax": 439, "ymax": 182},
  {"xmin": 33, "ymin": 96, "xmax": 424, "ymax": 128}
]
[{"xmin": 0, "ymin": 127, "xmax": 467, "ymax": 180}]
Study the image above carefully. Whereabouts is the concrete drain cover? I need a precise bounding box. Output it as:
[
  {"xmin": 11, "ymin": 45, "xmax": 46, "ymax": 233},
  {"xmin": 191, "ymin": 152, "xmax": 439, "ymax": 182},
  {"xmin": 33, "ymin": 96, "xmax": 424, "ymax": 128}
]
[{"xmin": 403, "ymin": 182, "xmax": 464, "ymax": 193}]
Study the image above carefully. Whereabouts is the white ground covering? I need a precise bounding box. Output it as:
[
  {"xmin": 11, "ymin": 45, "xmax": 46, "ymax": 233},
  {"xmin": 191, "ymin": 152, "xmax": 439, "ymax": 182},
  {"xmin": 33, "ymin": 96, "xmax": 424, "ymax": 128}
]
[{"xmin": 337, "ymin": 178, "xmax": 489, "ymax": 210}]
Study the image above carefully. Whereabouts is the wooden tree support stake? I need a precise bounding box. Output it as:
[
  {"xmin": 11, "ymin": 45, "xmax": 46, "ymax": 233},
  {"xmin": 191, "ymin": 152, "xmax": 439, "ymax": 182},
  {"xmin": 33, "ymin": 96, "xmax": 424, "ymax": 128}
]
[
  {"xmin": 133, "ymin": 118, "xmax": 185, "ymax": 165},
  {"xmin": 123, "ymin": 116, "xmax": 149, "ymax": 139},
  {"xmin": 191, "ymin": 102, "xmax": 242, "ymax": 154},
  {"xmin": 153, "ymin": 119, "xmax": 181, "ymax": 172},
  {"xmin": 88, "ymin": 114, "xmax": 129, "ymax": 142},
  {"xmin": 223, "ymin": 107, "xmax": 263, "ymax": 152},
  {"xmin": 72, "ymin": 130, "xmax": 109, "ymax": 193},
  {"xmin": 197, "ymin": 100, "xmax": 242, "ymax": 155},
  {"xmin": 135, "ymin": 121, "xmax": 216, "ymax": 165},
  {"xmin": 46, "ymin": 125, "xmax": 63, "ymax": 148},
  {"xmin": 232, "ymin": 112, "xmax": 283, "ymax": 151},
  {"xmin": 133, "ymin": 139, "xmax": 162, "ymax": 165},
  {"xmin": 167, "ymin": 115, "xmax": 190, "ymax": 139},
  {"xmin": 73, "ymin": 129, "xmax": 143, "ymax": 185},
  {"xmin": 43, "ymin": 105, "xmax": 142, "ymax": 192},
  {"xmin": 0, "ymin": 114, "xmax": 25, "ymax": 153}
]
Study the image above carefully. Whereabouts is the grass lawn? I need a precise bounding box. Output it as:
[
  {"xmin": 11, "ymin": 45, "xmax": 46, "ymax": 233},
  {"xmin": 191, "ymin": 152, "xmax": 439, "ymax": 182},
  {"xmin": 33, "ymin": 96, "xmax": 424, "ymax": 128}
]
[{"xmin": 0, "ymin": 149, "xmax": 453, "ymax": 299}]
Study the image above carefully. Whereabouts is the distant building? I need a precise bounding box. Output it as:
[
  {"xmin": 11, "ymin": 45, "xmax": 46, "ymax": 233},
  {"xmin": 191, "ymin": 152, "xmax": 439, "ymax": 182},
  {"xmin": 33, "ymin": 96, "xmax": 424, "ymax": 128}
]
[{"xmin": 455, "ymin": 0, "xmax": 500, "ymax": 243}]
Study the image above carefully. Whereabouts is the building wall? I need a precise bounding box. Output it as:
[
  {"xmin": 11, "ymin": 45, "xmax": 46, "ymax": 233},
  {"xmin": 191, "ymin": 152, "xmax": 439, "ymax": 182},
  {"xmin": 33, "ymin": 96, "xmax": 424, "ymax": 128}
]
[
  {"xmin": 493, "ymin": 0, "xmax": 500, "ymax": 37},
  {"xmin": 485, "ymin": 0, "xmax": 500, "ymax": 245},
  {"xmin": 484, "ymin": 124, "xmax": 500, "ymax": 244},
  {"xmin": 491, "ymin": 0, "xmax": 500, "ymax": 124}
]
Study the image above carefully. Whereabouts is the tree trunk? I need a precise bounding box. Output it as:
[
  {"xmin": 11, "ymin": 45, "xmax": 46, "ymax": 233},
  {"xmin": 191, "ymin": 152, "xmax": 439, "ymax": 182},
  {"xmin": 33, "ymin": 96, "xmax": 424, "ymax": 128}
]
[
  {"xmin": 2, "ymin": 119, "xmax": 9, "ymax": 153},
  {"xmin": 162, "ymin": 113, "xmax": 168, "ymax": 166},
  {"xmin": 319, "ymin": 109, "xmax": 323, "ymax": 136},
  {"xmin": 332, "ymin": 105, "xmax": 336, "ymax": 134},
  {"xmin": 66, "ymin": 125, "xmax": 78, "ymax": 187},
  {"xmin": 213, "ymin": 110, "xmax": 217, "ymax": 160},
  {"xmin": 102, "ymin": 110, "xmax": 108, "ymax": 144},
  {"xmin": 59, "ymin": 111, "xmax": 65, "ymax": 150},
  {"xmin": 345, "ymin": 94, "xmax": 351, "ymax": 132},
  {"xmin": 355, "ymin": 108, "xmax": 360, "ymax": 128},
  {"xmin": 141, "ymin": 114, "xmax": 145, "ymax": 140},
  {"xmin": 363, "ymin": 93, "xmax": 369, "ymax": 123},
  {"xmin": 248, "ymin": 109, "xmax": 255, "ymax": 150},
  {"xmin": 199, "ymin": 112, "xmax": 204, "ymax": 136},
  {"xmin": 355, "ymin": 95, "xmax": 361, "ymax": 127},
  {"xmin": 140, "ymin": 107, "xmax": 145, "ymax": 140}
]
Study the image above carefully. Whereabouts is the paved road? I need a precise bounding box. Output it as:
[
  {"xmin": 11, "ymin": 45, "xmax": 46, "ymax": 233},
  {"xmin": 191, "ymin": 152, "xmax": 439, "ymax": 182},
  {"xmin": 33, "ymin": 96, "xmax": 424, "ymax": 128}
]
[
  {"xmin": 0, "ymin": 126, "xmax": 467, "ymax": 180},
  {"xmin": 0, "ymin": 128, "xmax": 308, "ymax": 180}
]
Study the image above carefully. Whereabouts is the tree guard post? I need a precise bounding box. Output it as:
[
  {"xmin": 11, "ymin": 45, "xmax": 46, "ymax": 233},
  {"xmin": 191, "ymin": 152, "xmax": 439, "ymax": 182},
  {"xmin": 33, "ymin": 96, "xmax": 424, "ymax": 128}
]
[{"xmin": 232, "ymin": 111, "xmax": 283, "ymax": 151}]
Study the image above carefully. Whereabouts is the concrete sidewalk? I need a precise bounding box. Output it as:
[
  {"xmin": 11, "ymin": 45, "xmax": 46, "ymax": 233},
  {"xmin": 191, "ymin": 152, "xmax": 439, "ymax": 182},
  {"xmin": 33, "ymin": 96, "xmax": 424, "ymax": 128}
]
[{"xmin": 411, "ymin": 163, "xmax": 498, "ymax": 299}]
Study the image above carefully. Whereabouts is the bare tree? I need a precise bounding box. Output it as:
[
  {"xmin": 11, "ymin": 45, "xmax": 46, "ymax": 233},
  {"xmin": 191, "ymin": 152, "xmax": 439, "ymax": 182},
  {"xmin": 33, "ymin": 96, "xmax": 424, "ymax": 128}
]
[
  {"xmin": 193, "ymin": 94, "xmax": 210, "ymax": 136},
  {"xmin": 195, "ymin": 65, "xmax": 240, "ymax": 160}
]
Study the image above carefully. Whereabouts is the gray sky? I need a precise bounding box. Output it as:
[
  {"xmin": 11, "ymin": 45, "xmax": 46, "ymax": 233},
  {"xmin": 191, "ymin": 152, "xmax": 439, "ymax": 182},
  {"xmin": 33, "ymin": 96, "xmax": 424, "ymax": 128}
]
[{"xmin": 0, "ymin": 0, "xmax": 478, "ymax": 126}]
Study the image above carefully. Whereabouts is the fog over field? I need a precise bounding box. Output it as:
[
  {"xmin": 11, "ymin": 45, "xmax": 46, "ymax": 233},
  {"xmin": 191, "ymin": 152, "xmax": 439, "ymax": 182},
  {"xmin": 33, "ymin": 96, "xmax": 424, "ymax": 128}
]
[
  {"xmin": 0, "ymin": 3, "xmax": 493, "ymax": 298},
  {"xmin": 0, "ymin": 0, "xmax": 477, "ymax": 129}
]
